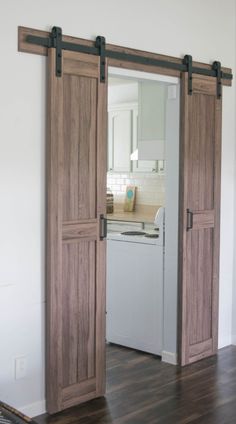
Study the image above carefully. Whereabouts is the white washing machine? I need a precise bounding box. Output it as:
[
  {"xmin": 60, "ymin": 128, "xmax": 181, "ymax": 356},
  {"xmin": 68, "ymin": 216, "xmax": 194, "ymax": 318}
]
[{"xmin": 106, "ymin": 208, "xmax": 164, "ymax": 356}]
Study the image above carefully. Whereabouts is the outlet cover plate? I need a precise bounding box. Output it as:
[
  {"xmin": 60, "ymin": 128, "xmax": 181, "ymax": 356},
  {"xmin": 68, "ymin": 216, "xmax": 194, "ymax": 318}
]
[{"xmin": 15, "ymin": 356, "xmax": 27, "ymax": 380}]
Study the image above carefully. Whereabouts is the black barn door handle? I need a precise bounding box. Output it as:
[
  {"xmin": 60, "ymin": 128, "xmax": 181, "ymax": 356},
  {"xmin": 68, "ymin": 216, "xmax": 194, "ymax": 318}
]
[
  {"xmin": 100, "ymin": 214, "xmax": 107, "ymax": 240},
  {"xmin": 186, "ymin": 209, "xmax": 193, "ymax": 231}
]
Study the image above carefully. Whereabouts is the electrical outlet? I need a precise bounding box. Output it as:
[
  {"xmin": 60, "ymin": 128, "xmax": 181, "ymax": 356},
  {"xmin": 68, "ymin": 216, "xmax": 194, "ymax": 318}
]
[{"xmin": 15, "ymin": 356, "xmax": 27, "ymax": 380}]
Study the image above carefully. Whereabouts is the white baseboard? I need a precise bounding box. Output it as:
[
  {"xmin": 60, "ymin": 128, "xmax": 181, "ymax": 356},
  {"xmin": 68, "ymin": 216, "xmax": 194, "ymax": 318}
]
[
  {"xmin": 18, "ymin": 400, "xmax": 46, "ymax": 418},
  {"xmin": 161, "ymin": 350, "xmax": 178, "ymax": 365}
]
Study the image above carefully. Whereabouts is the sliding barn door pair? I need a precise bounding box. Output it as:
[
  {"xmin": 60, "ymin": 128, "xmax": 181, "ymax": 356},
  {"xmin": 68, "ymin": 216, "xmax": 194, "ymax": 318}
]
[{"xmin": 47, "ymin": 48, "xmax": 221, "ymax": 412}]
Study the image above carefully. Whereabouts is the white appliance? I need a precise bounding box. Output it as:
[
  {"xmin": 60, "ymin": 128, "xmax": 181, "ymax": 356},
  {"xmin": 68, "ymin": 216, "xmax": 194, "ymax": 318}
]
[
  {"xmin": 106, "ymin": 207, "xmax": 164, "ymax": 356},
  {"xmin": 154, "ymin": 206, "xmax": 165, "ymax": 229}
]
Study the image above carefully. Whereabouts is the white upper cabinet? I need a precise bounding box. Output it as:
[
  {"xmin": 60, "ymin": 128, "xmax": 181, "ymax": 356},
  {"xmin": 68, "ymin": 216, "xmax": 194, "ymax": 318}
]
[
  {"xmin": 108, "ymin": 103, "xmax": 158, "ymax": 173},
  {"xmin": 138, "ymin": 81, "xmax": 166, "ymax": 160},
  {"xmin": 108, "ymin": 105, "xmax": 132, "ymax": 173},
  {"xmin": 132, "ymin": 108, "xmax": 157, "ymax": 173},
  {"xmin": 108, "ymin": 106, "xmax": 132, "ymax": 172}
]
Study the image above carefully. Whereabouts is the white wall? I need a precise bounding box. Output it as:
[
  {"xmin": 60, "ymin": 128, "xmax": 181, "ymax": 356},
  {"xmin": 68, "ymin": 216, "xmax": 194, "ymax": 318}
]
[
  {"xmin": 0, "ymin": 0, "xmax": 235, "ymax": 416},
  {"xmin": 219, "ymin": 84, "xmax": 236, "ymax": 348},
  {"xmin": 232, "ymin": 39, "xmax": 236, "ymax": 346}
]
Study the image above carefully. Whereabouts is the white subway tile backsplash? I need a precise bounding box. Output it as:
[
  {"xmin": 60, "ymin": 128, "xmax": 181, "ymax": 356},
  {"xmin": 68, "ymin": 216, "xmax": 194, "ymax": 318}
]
[
  {"xmin": 112, "ymin": 185, "xmax": 121, "ymax": 191},
  {"xmin": 107, "ymin": 172, "xmax": 165, "ymax": 206}
]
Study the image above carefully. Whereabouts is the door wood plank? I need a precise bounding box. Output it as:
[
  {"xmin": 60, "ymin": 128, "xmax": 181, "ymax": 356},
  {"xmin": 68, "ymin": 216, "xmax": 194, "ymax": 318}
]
[
  {"xmin": 179, "ymin": 73, "xmax": 222, "ymax": 366},
  {"xmin": 192, "ymin": 211, "xmax": 214, "ymax": 229},
  {"xmin": 62, "ymin": 221, "xmax": 98, "ymax": 242}
]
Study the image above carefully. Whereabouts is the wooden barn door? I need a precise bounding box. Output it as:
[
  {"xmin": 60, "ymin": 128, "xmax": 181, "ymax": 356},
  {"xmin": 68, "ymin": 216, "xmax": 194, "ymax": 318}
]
[
  {"xmin": 179, "ymin": 73, "xmax": 222, "ymax": 365},
  {"xmin": 46, "ymin": 48, "xmax": 107, "ymax": 413}
]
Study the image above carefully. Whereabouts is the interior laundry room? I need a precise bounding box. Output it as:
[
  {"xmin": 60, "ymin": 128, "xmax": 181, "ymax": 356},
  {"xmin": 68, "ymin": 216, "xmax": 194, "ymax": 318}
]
[{"xmin": 106, "ymin": 68, "xmax": 180, "ymax": 363}]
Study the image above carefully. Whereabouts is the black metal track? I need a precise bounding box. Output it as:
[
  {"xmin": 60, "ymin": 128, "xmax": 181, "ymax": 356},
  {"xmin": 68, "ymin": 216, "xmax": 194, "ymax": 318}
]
[{"xmin": 26, "ymin": 33, "xmax": 233, "ymax": 83}]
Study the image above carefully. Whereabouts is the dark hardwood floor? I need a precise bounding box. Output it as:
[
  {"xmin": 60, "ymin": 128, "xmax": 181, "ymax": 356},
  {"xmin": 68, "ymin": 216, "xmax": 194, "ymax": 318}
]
[{"xmin": 35, "ymin": 344, "xmax": 236, "ymax": 424}]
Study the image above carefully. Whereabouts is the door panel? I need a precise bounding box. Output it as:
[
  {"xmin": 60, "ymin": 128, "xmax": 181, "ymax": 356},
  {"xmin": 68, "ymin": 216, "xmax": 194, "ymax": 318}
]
[
  {"xmin": 46, "ymin": 48, "xmax": 107, "ymax": 413},
  {"xmin": 188, "ymin": 228, "xmax": 213, "ymax": 346},
  {"xmin": 62, "ymin": 75, "xmax": 97, "ymax": 221},
  {"xmin": 61, "ymin": 241, "xmax": 96, "ymax": 387},
  {"xmin": 186, "ymin": 93, "xmax": 215, "ymax": 211},
  {"xmin": 179, "ymin": 73, "xmax": 221, "ymax": 365}
]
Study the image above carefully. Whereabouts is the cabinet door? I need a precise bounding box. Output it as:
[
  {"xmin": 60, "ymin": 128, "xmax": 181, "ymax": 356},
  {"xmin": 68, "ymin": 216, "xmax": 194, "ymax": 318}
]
[
  {"xmin": 138, "ymin": 81, "xmax": 166, "ymax": 160},
  {"xmin": 108, "ymin": 109, "xmax": 132, "ymax": 172},
  {"xmin": 132, "ymin": 109, "xmax": 157, "ymax": 173}
]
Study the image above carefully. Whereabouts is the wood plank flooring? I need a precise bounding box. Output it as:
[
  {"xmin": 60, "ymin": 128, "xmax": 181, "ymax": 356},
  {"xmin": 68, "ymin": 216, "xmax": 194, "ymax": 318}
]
[{"xmin": 35, "ymin": 344, "xmax": 236, "ymax": 423}]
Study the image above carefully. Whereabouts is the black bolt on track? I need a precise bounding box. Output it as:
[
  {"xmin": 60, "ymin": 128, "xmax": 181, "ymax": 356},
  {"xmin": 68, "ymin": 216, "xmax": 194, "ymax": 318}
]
[
  {"xmin": 184, "ymin": 55, "xmax": 193, "ymax": 95},
  {"xmin": 51, "ymin": 26, "xmax": 62, "ymax": 77},
  {"xmin": 213, "ymin": 61, "xmax": 222, "ymax": 99},
  {"xmin": 95, "ymin": 36, "xmax": 106, "ymax": 83}
]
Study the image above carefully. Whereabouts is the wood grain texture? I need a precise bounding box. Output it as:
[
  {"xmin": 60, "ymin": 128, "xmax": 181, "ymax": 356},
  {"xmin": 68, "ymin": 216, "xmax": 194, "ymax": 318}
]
[
  {"xmin": 192, "ymin": 211, "xmax": 215, "ymax": 229},
  {"xmin": 61, "ymin": 242, "xmax": 96, "ymax": 387},
  {"xmin": 179, "ymin": 73, "xmax": 222, "ymax": 366},
  {"xmin": 35, "ymin": 344, "xmax": 236, "ymax": 424},
  {"xmin": 178, "ymin": 72, "xmax": 188, "ymax": 367},
  {"xmin": 64, "ymin": 52, "xmax": 99, "ymax": 78},
  {"xmin": 18, "ymin": 26, "xmax": 232, "ymax": 86},
  {"xmin": 46, "ymin": 48, "xmax": 63, "ymax": 413},
  {"xmin": 95, "ymin": 60, "xmax": 107, "ymax": 397},
  {"xmin": 192, "ymin": 75, "xmax": 218, "ymax": 95},
  {"xmin": 62, "ymin": 221, "xmax": 98, "ymax": 243},
  {"xmin": 46, "ymin": 48, "xmax": 107, "ymax": 413},
  {"xmin": 61, "ymin": 379, "xmax": 96, "ymax": 410}
]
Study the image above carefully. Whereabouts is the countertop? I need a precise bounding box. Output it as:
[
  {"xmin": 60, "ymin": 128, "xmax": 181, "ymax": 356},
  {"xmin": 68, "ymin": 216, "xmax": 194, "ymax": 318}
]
[{"xmin": 107, "ymin": 204, "xmax": 161, "ymax": 224}]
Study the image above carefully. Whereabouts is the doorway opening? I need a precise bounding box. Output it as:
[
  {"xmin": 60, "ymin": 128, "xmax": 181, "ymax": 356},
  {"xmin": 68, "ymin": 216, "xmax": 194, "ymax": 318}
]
[{"xmin": 105, "ymin": 67, "xmax": 180, "ymax": 376}]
